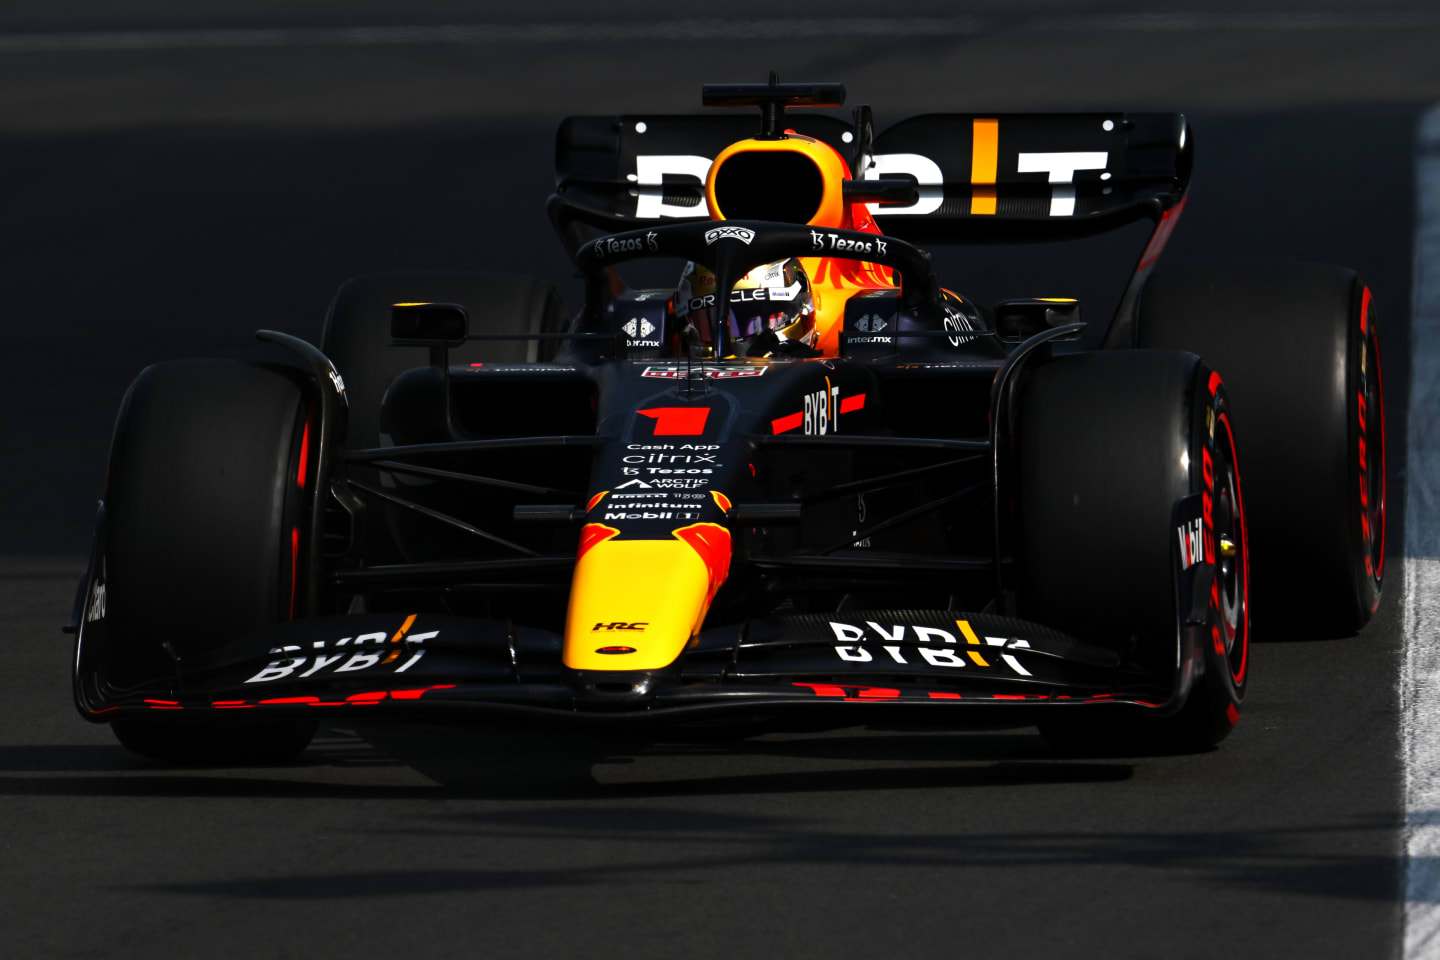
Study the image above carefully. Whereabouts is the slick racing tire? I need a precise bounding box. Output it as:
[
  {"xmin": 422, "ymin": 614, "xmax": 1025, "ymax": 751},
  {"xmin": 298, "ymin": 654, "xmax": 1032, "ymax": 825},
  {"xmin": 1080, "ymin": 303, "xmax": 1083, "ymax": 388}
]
[
  {"xmin": 100, "ymin": 360, "xmax": 317, "ymax": 762},
  {"xmin": 1133, "ymin": 263, "xmax": 1384, "ymax": 636},
  {"xmin": 1014, "ymin": 350, "xmax": 1250, "ymax": 753},
  {"xmin": 321, "ymin": 271, "xmax": 570, "ymax": 560}
]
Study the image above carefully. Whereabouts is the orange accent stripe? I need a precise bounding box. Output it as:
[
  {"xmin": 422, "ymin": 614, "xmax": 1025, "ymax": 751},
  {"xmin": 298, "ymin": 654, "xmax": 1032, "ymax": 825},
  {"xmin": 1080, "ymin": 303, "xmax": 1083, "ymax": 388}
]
[
  {"xmin": 956, "ymin": 619, "xmax": 991, "ymax": 666},
  {"xmin": 971, "ymin": 119, "xmax": 999, "ymax": 183},
  {"xmin": 710, "ymin": 490, "xmax": 733, "ymax": 513},
  {"xmin": 389, "ymin": 613, "xmax": 418, "ymax": 644},
  {"xmin": 970, "ymin": 187, "xmax": 996, "ymax": 216},
  {"xmin": 587, "ymin": 490, "xmax": 608, "ymax": 512},
  {"xmin": 381, "ymin": 613, "xmax": 419, "ymax": 664},
  {"xmin": 970, "ymin": 119, "xmax": 999, "ymax": 215}
]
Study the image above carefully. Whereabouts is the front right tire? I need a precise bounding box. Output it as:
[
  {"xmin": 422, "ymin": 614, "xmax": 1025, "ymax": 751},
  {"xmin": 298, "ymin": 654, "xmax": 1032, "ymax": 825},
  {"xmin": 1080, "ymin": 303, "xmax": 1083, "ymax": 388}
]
[{"xmin": 1013, "ymin": 349, "xmax": 1250, "ymax": 752}]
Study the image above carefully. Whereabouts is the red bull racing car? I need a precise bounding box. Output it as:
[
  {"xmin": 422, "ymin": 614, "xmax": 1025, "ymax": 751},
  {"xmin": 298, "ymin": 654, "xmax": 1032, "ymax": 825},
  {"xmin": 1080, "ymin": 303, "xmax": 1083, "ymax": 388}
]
[{"xmin": 68, "ymin": 78, "xmax": 1386, "ymax": 761}]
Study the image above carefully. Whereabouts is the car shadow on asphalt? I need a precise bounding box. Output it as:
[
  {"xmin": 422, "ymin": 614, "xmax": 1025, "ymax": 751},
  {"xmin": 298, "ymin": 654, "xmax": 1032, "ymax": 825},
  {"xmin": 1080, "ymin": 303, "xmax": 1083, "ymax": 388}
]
[
  {"xmin": 127, "ymin": 810, "xmax": 1408, "ymax": 906},
  {"xmin": 0, "ymin": 723, "xmax": 1134, "ymax": 800}
]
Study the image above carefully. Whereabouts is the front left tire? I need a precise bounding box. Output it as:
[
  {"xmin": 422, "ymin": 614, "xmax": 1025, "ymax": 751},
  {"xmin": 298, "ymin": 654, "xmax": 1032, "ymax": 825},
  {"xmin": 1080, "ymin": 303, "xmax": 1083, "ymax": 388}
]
[{"xmin": 89, "ymin": 359, "xmax": 319, "ymax": 762}]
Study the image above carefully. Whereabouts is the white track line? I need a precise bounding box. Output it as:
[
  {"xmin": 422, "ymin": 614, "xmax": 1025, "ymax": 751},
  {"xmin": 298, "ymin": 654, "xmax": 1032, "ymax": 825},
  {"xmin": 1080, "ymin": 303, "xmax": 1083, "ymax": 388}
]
[
  {"xmin": 1404, "ymin": 104, "xmax": 1440, "ymax": 957},
  {"xmin": 1, "ymin": 13, "xmax": 1439, "ymax": 54}
]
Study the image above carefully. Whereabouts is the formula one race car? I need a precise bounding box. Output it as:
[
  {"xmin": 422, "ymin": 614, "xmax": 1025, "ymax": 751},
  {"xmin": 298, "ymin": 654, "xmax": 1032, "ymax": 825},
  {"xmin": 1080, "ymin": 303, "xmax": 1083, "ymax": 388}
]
[{"xmin": 68, "ymin": 78, "xmax": 1386, "ymax": 762}]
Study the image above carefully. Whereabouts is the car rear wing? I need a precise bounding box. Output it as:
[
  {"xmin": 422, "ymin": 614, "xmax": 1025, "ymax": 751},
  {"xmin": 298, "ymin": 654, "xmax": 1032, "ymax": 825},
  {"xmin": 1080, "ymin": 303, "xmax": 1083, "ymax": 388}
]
[{"xmin": 552, "ymin": 110, "xmax": 1192, "ymax": 246}]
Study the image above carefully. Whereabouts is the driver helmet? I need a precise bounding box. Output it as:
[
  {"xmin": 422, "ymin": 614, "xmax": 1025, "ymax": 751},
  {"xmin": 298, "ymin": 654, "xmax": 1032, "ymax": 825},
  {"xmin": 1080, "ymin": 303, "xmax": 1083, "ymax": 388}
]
[{"xmin": 675, "ymin": 258, "xmax": 815, "ymax": 356}]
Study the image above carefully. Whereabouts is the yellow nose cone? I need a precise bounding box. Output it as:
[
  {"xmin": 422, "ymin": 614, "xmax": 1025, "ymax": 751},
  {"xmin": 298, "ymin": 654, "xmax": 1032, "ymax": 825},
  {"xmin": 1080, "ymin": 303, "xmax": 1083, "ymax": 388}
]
[
  {"xmin": 565, "ymin": 539, "xmax": 708, "ymax": 670},
  {"xmin": 563, "ymin": 523, "xmax": 731, "ymax": 671}
]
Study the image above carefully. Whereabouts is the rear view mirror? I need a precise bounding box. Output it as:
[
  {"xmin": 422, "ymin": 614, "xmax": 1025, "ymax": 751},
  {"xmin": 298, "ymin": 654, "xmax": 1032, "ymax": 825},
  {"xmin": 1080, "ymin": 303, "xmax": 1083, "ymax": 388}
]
[
  {"xmin": 391, "ymin": 302, "xmax": 468, "ymax": 345},
  {"xmin": 993, "ymin": 298, "xmax": 1083, "ymax": 343}
]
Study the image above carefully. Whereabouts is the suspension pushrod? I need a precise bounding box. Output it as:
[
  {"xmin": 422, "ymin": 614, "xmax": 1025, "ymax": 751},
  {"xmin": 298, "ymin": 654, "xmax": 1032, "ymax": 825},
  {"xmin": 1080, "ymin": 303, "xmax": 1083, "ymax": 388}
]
[
  {"xmin": 816, "ymin": 479, "xmax": 989, "ymax": 556},
  {"xmin": 804, "ymin": 455, "xmax": 985, "ymax": 504},
  {"xmin": 347, "ymin": 435, "xmax": 605, "ymax": 463},
  {"xmin": 349, "ymin": 480, "xmax": 540, "ymax": 557},
  {"xmin": 368, "ymin": 459, "xmax": 582, "ymax": 498}
]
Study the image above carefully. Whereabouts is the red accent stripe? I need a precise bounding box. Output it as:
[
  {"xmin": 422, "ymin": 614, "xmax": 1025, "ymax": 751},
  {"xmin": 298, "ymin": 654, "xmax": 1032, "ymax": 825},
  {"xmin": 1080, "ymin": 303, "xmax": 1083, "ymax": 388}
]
[
  {"xmin": 1135, "ymin": 196, "xmax": 1186, "ymax": 271},
  {"xmin": 992, "ymin": 694, "xmax": 1028, "ymax": 700},
  {"xmin": 288, "ymin": 526, "xmax": 300, "ymax": 621},
  {"xmin": 389, "ymin": 684, "xmax": 457, "ymax": 700},
  {"xmin": 772, "ymin": 412, "xmax": 803, "ymax": 434},
  {"xmin": 839, "ymin": 393, "xmax": 866, "ymax": 414},
  {"xmin": 1374, "ymin": 328, "xmax": 1387, "ymax": 581},
  {"xmin": 1360, "ymin": 286, "xmax": 1371, "ymax": 334},
  {"xmin": 793, "ymin": 682, "xmax": 847, "ymax": 697},
  {"xmin": 296, "ymin": 419, "xmax": 310, "ymax": 489},
  {"xmin": 1219, "ymin": 411, "xmax": 1250, "ymax": 686},
  {"xmin": 259, "ymin": 696, "xmax": 320, "ymax": 705},
  {"xmin": 1226, "ymin": 703, "xmax": 1242, "ymax": 725},
  {"xmin": 577, "ymin": 523, "xmax": 620, "ymax": 561},
  {"xmin": 927, "ymin": 692, "xmax": 962, "ymax": 699},
  {"xmin": 1208, "ymin": 370, "xmax": 1223, "ymax": 396},
  {"xmin": 637, "ymin": 407, "xmax": 710, "ymax": 436},
  {"xmin": 672, "ymin": 523, "xmax": 733, "ymax": 601}
]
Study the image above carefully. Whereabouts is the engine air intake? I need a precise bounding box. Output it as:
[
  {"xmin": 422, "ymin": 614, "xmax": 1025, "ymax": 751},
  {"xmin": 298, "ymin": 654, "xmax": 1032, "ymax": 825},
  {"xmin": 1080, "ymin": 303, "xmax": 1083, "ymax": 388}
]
[{"xmin": 712, "ymin": 151, "xmax": 825, "ymax": 224}]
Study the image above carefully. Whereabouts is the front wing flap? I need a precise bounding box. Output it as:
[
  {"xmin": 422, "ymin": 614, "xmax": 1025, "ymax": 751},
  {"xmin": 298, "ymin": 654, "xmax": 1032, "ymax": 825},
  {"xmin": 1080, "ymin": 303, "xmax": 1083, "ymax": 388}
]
[{"xmin": 79, "ymin": 610, "xmax": 1175, "ymax": 723}]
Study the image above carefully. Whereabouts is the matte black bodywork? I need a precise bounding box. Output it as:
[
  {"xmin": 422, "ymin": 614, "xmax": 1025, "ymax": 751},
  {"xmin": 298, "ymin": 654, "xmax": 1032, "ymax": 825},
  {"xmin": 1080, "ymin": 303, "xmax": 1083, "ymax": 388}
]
[{"xmin": 70, "ymin": 100, "xmax": 1222, "ymax": 731}]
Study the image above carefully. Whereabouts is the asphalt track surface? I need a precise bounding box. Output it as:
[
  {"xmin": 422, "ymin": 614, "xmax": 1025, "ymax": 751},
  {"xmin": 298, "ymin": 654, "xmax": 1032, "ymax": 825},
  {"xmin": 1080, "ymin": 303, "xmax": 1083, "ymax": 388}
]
[{"xmin": 0, "ymin": 5, "xmax": 1434, "ymax": 957}]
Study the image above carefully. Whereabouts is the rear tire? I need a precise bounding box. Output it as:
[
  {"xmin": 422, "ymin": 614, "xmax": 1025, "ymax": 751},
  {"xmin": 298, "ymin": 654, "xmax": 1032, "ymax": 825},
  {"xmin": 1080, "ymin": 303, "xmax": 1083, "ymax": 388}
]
[
  {"xmin": 1134, "ymin": 263, "xmax": 1384, "ymax": 635},
  {"xmin": 102, "ymin": 360, "xmax": 318, "ymax": 762},
  {"xmin": 1014, "ymin": 350, "xmax": 1250, "ymax": 753},
  {"xmin": 320, "ymin": 271, "xmax": 570, "ymax": 561},
  {"xmin": 321, "ymin": 270, "xmax": 570, "ymax": 455}
]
